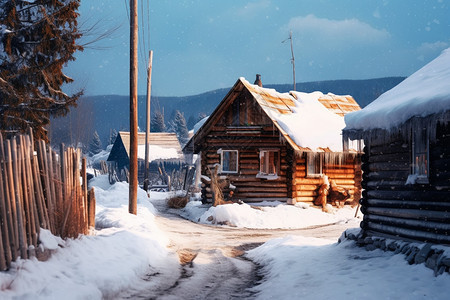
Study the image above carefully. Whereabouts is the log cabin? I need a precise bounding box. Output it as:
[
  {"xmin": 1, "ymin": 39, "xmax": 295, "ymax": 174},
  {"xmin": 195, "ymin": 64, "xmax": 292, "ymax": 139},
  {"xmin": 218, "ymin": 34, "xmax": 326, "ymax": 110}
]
[
  {"xmin": 107, "ymin": 131, "xmax": 184, "ymax": 182},
  {"xmin": 343, "ymin": 48, "xmax": 450, "ymax": 244},
  {"xmin": 184, "ymin": 76, "xmax": 362, "ymax": 206}
]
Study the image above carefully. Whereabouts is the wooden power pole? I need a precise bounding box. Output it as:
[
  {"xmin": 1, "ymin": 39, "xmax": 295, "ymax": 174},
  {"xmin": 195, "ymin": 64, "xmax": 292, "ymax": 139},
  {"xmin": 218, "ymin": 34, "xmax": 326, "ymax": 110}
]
[
  {"xmin": 144, "ymin": 50, "xmax": 153, "ymax": 192},
  {"xmin": 129, "ymin": 0, "xmax": 138, "ymax": 215}
]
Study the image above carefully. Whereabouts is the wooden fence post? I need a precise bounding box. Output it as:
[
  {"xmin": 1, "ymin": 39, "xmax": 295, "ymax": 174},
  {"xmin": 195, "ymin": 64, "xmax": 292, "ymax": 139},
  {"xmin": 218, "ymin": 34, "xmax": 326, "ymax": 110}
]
[
  {"xmin": 82, "ymin": 157, "xmax": 88, "ymax": 234},
  {"xmin": 5, "ymin": 139, "xmax": 19, "ymax": 261},
  {"xmin": 88, "ymin": 188, "xmax": 96, "ymax": 229},
  {"xmin": 11, "ymin": 138, "xmax": 27, "ymax": 259},
  {"xmin": 0, "ymin": 133, "xmax": 96, "ymax": 269},
  {"xmin": 0, "ymin": 134, "xmax": 12, "ymax": 267}
]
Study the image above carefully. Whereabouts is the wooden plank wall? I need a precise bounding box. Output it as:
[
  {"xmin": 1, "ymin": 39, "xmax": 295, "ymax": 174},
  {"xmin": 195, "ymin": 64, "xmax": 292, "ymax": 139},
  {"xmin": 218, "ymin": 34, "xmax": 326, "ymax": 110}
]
[
  {"xmin": 200, "ymin": 125, "xmax": 290, "ymax": 202},
  {"xmin": 360, "ymin": 121, "xmax": 450, "ymax": 244},
  {"xmin": 292, "ymin": 154, "xmax": 362, "ymax": 204}
]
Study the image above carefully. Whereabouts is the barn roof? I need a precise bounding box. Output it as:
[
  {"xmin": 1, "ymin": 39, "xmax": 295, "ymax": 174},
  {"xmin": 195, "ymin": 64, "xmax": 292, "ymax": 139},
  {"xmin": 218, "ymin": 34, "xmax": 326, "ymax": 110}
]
[
  {"xmin": 185, "ymin": 77, "xmax": 360, "ymax": 153},
  {"xmin": 345, "ymin": 47, "xmax": 450, "ymax": 131},
  {"xmin": 113, "ymin": 131, "xmax": 183, "ymax": 161}
]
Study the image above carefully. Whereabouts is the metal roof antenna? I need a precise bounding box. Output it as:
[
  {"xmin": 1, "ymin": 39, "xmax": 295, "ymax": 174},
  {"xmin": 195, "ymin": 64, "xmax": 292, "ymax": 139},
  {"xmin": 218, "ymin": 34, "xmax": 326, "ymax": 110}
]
[{"xmin": 282, "ymin": 30, "xmax": 296, "ymax": 91}]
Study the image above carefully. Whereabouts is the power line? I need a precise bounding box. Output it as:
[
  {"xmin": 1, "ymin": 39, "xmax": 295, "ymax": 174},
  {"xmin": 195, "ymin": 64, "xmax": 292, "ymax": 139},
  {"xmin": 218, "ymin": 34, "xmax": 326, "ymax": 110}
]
[
  {"xmin": 140, "ymin": 0, "xmax": 148, "ymax": 68},
  {"xmin": 124, "ymin": 0, "xmax": 130, "ymax": 23}
]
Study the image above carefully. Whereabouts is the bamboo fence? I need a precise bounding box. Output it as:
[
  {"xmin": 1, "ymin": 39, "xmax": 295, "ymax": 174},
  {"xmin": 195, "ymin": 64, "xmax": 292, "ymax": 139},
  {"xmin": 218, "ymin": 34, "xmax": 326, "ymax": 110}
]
[{"xmin": 0, "ymin": 131, "xmax": 93, "ymax": 271}]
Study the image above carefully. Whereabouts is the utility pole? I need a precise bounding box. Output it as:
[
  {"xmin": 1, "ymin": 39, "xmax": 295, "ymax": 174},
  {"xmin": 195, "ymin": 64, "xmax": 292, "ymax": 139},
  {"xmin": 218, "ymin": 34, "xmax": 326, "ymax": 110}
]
[
  {"xmin": 144, "ymin": 50, "xmax": 153, "ymax": 192},
  {"xmin": 129, "ymin": 0, "xmax": 138, "ymax": 215},
  {"xmin": 283, "ymin": 30, "xmax": 296, "ymax": 91}
]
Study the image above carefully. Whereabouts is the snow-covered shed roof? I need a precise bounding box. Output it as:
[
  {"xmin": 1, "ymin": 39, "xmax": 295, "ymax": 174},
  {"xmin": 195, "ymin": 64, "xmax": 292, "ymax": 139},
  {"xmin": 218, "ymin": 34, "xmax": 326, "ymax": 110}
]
[
  {"xmin": 114, "ymin": 131, "xmax": 183, "ymax": 162},
  {"xmin": 345, "ymin": 48, "xmax": 450, "ymax": 131},
  {"xmin": 185, "ymin": 77, "xmax": 360, "ymax": 153}
]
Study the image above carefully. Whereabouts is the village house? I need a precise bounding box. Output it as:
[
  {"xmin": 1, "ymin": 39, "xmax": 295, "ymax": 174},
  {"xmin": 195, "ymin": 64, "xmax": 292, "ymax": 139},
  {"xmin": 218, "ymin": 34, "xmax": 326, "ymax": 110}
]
[
  {"xmin": 107, "ymin": 131, "xmax": 184, "ymax": 182},
  {"xmin": 184, "ymin": 76, "xmax": 362, "ymax": 207},
  {"xmin": 343, "ymin": 48, "xmax": 450, "ymax": 244}
]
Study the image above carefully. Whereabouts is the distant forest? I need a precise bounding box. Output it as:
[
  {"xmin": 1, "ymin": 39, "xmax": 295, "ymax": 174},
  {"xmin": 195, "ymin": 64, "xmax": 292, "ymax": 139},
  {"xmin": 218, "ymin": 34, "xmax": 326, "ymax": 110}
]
[{"xmin": 50, "ymin": 77, "xmax": 405, "ymax": 148}]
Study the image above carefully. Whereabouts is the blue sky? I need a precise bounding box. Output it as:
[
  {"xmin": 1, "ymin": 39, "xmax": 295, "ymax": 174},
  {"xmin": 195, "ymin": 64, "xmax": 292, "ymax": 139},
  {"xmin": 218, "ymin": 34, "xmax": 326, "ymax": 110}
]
[{"xmin": 66, "ymin": 0, "xmax": 450, "ymax": 97}]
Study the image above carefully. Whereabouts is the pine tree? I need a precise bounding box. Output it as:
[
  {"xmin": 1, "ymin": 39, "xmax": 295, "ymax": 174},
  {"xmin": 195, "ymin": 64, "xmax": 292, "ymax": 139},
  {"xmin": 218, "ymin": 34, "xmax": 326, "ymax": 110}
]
[
  {"xmin": 109, "ymin": 128, "xmax": 118, "ymax": 145},
  {"xmin": 0, "ymin": 0, "xmax": 83, "ymax": 142},
  {"xmin": 89, "ymin": 130, "xmax": 102, "ymax": 155},
  {"xmin": 187, "ymin": 115, "xmax": 195, "ymax": 130},
  {"xmin": 197, "ymin": 112, "xmax": 207, "ymax": 122},
  {"xmin": 150, "ymin": 110, "xmax": 165, "ymax": 132},
  {"xmin": 173, "ymin": 110, "xmax": 189, "ymax": 146}
]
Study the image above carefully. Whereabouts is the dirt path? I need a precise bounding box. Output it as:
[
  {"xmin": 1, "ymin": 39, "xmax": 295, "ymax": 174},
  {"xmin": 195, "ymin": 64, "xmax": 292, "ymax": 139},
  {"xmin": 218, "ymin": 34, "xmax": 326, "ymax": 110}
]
[{"xmin": 119, "ymin": 201, "xmax": 358, "ymax": 299}]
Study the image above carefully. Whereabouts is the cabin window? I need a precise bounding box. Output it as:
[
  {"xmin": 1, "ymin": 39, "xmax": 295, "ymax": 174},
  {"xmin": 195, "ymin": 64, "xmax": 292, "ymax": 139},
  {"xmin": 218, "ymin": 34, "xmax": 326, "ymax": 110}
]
[
  {"xmin": 306, "ymin": 152, "xmax": 323, "ymax": 177},
  {"xmin": 257, "ymin": 150, "xmax": 279, "ymax": 179},
  {"xmin": 411, "ymin": 125, "xmax": 429, "ymax": 183},
  {"xmin": 218, "ymin": 149, "xmax": 238, "ymax": 173}
]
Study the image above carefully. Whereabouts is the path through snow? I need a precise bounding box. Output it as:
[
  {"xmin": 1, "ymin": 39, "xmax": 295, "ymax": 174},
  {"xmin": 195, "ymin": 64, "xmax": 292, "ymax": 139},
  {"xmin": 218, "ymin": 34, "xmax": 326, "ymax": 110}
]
[{"xmin": 116, "ymin": 198, "xmax": 357, "ymax": 299}]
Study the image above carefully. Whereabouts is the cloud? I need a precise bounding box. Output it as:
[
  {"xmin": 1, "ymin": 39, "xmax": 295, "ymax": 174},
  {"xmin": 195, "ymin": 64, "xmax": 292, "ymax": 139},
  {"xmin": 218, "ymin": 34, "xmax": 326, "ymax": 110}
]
[
  {"xmin": 285, "ymin": 14, "xmax": 390, "ymax": 45},
  {"xmin": 416, "ymin": 41, "xmax": 449, "ymax": 61}
]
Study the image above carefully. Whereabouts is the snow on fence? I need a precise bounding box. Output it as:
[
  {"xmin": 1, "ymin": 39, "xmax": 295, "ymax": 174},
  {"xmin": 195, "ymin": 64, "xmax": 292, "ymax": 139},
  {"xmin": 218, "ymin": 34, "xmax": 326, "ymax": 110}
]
[{"xmin": 0, "ymin": 131, "xmax": 94, "ymax": 271}]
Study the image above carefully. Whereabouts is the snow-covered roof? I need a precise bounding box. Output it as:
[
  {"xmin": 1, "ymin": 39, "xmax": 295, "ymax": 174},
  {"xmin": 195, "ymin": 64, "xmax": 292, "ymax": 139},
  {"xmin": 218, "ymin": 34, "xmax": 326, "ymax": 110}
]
[
  {"xmin": 345, "ymin": 48, "xmax": 450, "ymax": 131},
  {"xmin": 118, "ymin": 131, "xmax": 183, "ymax": 161},
  {"xmin": 184, "ymin": 77, "xmax": 360, "ymax": 153},
  {"xmin": 193, "ymin": 116, "xmax": 209, "ymax": 134},
  {"xmin": 240, "ymin": 78, "xmax": 360, "ymax": 152}
]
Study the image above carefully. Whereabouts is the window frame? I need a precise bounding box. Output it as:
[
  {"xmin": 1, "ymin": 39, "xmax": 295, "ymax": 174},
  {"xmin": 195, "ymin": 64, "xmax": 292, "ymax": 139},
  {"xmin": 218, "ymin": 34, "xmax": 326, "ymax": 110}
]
[
  {"xmin": 218, "ymin": 149, "xmax": 239, "ymax": 174},
  {"xmin": 257, "ymin": 149, "xmax": 280, "ymax": 179},
  {"xmin": 306, "ymin": 152, "xmax": 323, "ymax": 178},
  {"xmin": 411, "ymin": 125, "xmax": 429, "ymax": 184}
]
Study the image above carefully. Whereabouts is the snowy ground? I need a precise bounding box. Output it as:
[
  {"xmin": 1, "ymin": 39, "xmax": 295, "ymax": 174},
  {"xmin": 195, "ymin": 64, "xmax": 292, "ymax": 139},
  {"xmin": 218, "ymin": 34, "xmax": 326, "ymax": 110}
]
[
  {"xmin": 181, "ymin": 198, "xmax": 360, "ymax": 229},
  {"xmin": 0, "ymin": 176, "xmax": 448, "ymax": 299}
]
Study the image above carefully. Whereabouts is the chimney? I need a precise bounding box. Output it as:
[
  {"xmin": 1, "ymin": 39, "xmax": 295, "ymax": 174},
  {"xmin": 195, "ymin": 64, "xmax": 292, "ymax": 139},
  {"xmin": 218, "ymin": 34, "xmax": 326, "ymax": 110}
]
[{"xmin": 254, "ymin": 74, "xmax": 262, "ymax": 87}]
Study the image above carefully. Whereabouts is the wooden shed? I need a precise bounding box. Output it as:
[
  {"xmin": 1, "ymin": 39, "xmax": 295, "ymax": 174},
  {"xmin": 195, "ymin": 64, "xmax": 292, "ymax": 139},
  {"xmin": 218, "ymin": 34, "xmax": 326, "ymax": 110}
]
[
  {"xmin": 107, "ymin": 131, "xmax": 184, "ymax": 181},
  {"xmin": 343, "ymin": 48, "xmax": 450, "ymax": 244},
  {"xmin": 184, "ymin": 77, "xmax": 362, "ymax": 206}
]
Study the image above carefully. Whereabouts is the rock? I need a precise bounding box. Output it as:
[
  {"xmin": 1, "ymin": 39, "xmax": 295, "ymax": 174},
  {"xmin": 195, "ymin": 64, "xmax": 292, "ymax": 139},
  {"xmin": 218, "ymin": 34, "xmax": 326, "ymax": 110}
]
[
  {"xmin": 387, "ymin": 242, "xmax": 397, "ymax": 251},
  {"xmin": 356, "ymin": 238, "xmax": 366, "ymax": 246},
  {"xmin": 400, "ymin": 243, "xmax": 410, "ymax": 254},
  {"xmin": 373, "ymin": 239, "xmax": 382, "ymax": 248},
  {"xmin": 406, "ymin": 247, "xmax": 419, "ymax": 265},
  {"xmin": 434, "ymin": 266, "xmax": 446, "ymax": 276},
  {"xmin": 365, "ymin": 244, "xmax": 377, "ymax": 251},
  {"xmin": 404, "ymin": 248, "xmax": 412, "ymax": 256},
  {"xmin": 347, "ymin": 233, "xmax": 357, "ymax": 240},
  {"xmin": 441, "ymin": 257, "xmax": 450, "ymax": 267},
  {"xmin": 364, "ymin": 237, "xmax": 374, "ymax": 244},
  {"xmin": 425, "ymin": 253, "xmax": 439, "ymax": 270},
  {"xmin": 380, "ymin": 240, "xmax": 387, "ymax": 251},
  {"xmin": 415, "ymin": 243, "xmax": 433, "ymax": 264}
]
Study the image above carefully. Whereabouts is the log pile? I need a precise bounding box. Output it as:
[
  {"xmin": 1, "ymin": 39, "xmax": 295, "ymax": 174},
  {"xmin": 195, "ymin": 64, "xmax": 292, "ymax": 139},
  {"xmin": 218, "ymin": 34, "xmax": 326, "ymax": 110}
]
[{"xmin": 293, "ymin": 154, "xmax": 361, "ymax": 205}]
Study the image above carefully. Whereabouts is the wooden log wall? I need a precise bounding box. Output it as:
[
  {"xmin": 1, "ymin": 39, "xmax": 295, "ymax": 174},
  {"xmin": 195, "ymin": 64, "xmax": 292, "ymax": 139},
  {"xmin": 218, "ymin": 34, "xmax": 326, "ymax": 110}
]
[
  {"xmin": 359, "ymin": 121, "xmax": 450, "ymax": 244},
  {"xmin": 200, "ymin": 125, "xmax": 290, "ymax": 202},
  {"xmin": 291, "ymin": 154, "xmax": 362, "ymax": 205},
  {"xmin": 0, "ymin": 132, "xmax": 91, "ymax": 270}
]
